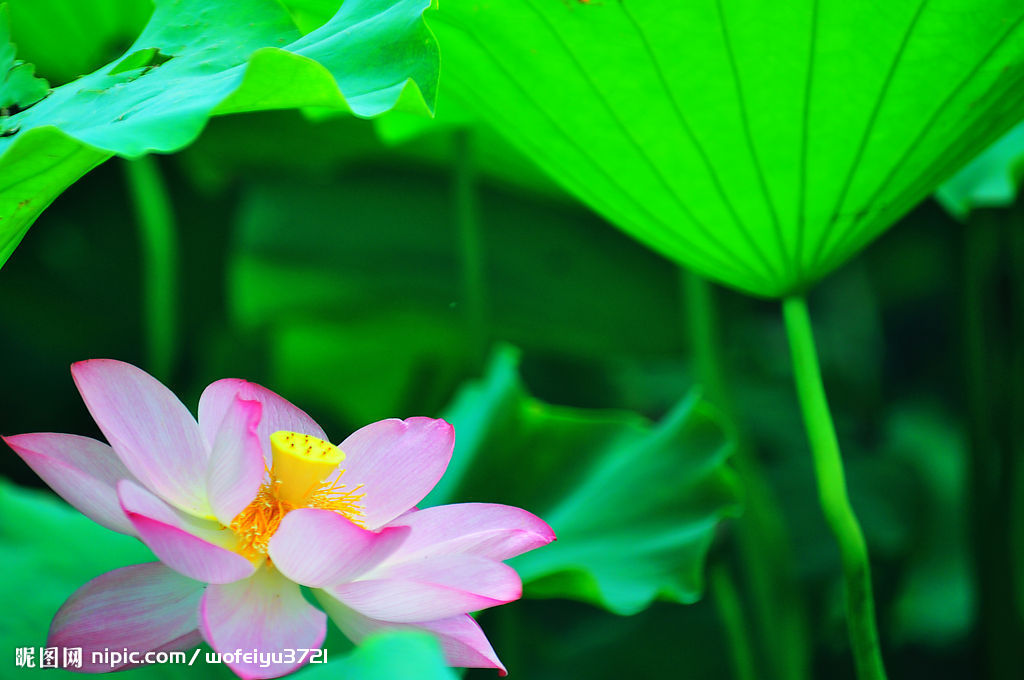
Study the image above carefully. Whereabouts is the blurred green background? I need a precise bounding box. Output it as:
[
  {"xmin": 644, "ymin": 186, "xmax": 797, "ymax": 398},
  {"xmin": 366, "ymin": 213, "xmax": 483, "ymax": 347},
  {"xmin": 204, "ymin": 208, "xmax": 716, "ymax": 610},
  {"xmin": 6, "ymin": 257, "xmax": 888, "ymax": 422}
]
[{"xmin": 1, "ymin": 1, "xmax": 1023, "ymax": 680}]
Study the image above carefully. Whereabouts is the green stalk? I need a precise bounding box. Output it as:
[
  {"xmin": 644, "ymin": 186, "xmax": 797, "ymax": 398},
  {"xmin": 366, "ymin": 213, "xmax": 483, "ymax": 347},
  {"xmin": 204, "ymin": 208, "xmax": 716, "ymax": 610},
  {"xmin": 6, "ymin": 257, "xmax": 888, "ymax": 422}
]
[
  {"xmin": 711, "ymin": 564, "xmax": 756, "ymax": 680},
  {"xmin": 453, "ymin": 129, "xmax": 487, "ymax": 369},
  {"xmin": 1011, "ymin": 205, "xmax": 1024, "ymax": 664},
  {"xmin": 124, "ymin": 156, "xmax": 178, "ymax": 382},
  {"xmin": 683, "ymin": 271, "xmax": 809, "ymax": 680},
  {"xmin": 963, "ymin": 209, "xmax": 1023, "ymax": 680},
  {"xmin": 782, "ymin": 296, "xmax": 886, "ymax": 680}
]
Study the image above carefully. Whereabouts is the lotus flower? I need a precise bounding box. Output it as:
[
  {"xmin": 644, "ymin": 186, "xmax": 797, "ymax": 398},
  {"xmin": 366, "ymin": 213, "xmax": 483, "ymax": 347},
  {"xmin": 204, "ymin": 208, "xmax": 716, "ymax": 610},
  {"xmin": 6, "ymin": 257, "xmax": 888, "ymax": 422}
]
[{"xmin": 4, "ymin": 360, "xmax": 554, "ymax": 679}]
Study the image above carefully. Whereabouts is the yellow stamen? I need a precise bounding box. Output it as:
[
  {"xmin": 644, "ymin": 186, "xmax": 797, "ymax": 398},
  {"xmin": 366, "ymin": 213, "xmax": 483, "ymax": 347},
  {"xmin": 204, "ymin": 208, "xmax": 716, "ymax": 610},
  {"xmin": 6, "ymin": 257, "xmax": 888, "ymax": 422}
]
[
  {"xmin": 230, "ymin": 477, "xmax": 294, "ymax": 560},
  {"xmin": 228, "ymin": 431, "xmax": 365, "ymax": 561}
]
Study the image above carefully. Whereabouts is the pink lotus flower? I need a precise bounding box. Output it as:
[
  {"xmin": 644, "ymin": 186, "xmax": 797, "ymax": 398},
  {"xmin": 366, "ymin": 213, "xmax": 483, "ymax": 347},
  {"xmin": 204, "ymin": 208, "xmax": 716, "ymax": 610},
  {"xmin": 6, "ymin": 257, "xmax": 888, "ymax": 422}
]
[{"xmin": 4, "ymin": 360, "xmax": 554, "ymax": 679}]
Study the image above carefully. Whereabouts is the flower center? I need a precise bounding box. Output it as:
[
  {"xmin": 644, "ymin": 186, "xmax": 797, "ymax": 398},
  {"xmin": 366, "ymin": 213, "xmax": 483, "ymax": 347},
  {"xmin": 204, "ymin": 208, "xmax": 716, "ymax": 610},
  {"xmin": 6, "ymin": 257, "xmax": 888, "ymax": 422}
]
[{"xmin": 230, "ymin": 431, "xmax": 364, "ymax": 560}]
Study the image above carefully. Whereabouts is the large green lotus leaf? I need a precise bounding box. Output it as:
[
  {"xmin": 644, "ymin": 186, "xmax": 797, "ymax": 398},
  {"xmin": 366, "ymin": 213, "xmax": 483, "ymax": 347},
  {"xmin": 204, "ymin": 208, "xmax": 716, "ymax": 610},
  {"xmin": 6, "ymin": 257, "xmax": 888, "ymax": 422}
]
[
  {"xmin": 429, "ymin": 1, "xmax": 1024, "ymax": 297},
  {"xmin": 936, "ymin": 120, "xmax": 1024, "ymax": 219},
  {"xmin": 5, "ymin": 0, "xmax": 151, "ymax": 85},
  {"xmin": 0, "ymin": 5, "xmax": 48, "ymax": 110},
  {"xmin": 425, "ymin": 346, "xmax": 740, "ymax": 615},
  {"xmin": 0, "ymin": 0, "xmax": 439, "ymax": 270},
  {"xmin": 277, "ymin": 0, "xmax": 344, "ymax": 34}
]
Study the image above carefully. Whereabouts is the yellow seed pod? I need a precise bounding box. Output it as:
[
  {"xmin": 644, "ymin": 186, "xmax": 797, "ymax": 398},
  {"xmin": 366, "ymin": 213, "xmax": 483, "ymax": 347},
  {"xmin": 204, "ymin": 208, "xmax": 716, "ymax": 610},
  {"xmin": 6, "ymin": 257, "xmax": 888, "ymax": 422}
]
[{"xmin": 269, "ymin": 431, "xmax": 345, "ymax": 505}]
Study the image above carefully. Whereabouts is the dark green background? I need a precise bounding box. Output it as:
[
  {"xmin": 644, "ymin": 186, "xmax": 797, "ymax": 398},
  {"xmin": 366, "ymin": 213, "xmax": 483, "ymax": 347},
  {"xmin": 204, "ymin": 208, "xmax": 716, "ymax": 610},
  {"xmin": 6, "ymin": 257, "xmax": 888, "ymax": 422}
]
[{"xmin": 1, "ymin": 1, "xmax": 1023, "ymax": 679}]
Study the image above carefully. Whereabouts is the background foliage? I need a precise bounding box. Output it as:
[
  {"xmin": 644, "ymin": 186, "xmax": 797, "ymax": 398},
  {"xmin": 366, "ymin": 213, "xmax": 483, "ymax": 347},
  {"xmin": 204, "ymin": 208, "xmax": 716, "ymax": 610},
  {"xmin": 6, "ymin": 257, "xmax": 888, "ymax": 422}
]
[{"xmin": 1, "ymin": 1, "xmax": 1022, "ymax": 679}]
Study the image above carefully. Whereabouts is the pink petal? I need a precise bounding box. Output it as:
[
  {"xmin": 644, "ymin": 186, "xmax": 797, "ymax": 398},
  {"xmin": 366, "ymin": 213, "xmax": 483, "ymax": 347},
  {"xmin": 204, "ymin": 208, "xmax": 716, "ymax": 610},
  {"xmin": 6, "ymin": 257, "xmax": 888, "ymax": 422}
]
[
  {"xmin": 384, "ymin": 503, "xmax": 555, "ymax": 563},
  {"xmin": 198, "ymin": 378, "xmax": 327, "ymax": 467},
  {"xmin": 336, "ymin": 418, "xmax": 454, "ymax": 530},
  {"xmin": 48, "ymin": 562, "xmax": 204, "ymax": 672},
  {"xmin": 327, "ymin": 554, "xmax": 521, "ymax": 623},
  {"xmin": 206, "ymin": 397, "xmax": 265, "ymax": 526},
  {"xmin": 200, "ymin": 566, "xmax": 327, "ymax": 680},
  {"xmin": 4, "ymin": 433, "xmax": 137, "ymax": 535},
  {"xmin": 268, "ymin": 508, "xmax": 409, "ymax": 587},
  {"xmin": 317, "ymin": 594, "xmax": 506, "ymax": 675},
  {"xmin": 71, "ymin": 359, "xmax": 211, "ymax": 517},
  {"xmin": 118, "ymin": 480, "xmax": 254, "ymax": 585}
]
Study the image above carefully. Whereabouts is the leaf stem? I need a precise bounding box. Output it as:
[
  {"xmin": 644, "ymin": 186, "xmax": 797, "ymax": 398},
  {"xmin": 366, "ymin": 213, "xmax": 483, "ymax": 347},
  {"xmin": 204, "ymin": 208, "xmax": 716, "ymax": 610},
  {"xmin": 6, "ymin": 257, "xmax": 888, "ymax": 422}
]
[
  {"xmin": 124, "ymin": 156, "xmax": 178, "ymax": 382},
  {"xmin": 453, "ymin": 129, "xmax": 487, "ymax": 369},
  {"xmin": 711, "ymin": 564, "xmax": 756, "ymax": 680},
  {"xmin": 781, "ymin": 295, "xmax": 886, "ymax": 680},
  {"xmin": 683, "ymin": 271, "xmax": 809, "ymax": 680},
  {"xmin": 963, "ymin": 209, "xmax": 1023, "ymax": 680}
]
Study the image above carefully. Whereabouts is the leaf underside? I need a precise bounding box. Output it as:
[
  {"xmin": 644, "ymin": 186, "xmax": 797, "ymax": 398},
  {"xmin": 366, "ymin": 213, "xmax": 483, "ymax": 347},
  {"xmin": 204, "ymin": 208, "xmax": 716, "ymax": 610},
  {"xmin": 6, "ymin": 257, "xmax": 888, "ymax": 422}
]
[
  {"xmin": 0, "ymin": 0, "xmax": 439, "ymax": 269},
  {"xmin": 428, "ymin": 345, "xmax": 741, "ymax": 615},
  {"xmin": 429, "ymin": 0, "xmax": 1024, "ymax": 297},
  {"xmin": 0, "ymin": 4, "xmax": 49, "ymax": 111}
]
